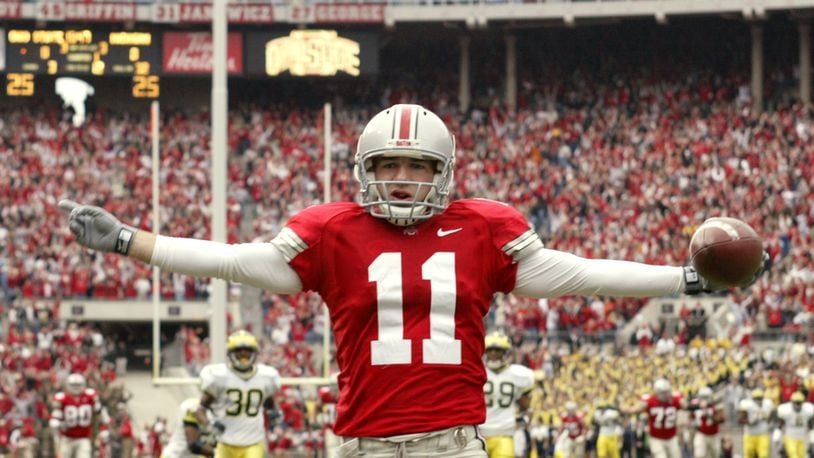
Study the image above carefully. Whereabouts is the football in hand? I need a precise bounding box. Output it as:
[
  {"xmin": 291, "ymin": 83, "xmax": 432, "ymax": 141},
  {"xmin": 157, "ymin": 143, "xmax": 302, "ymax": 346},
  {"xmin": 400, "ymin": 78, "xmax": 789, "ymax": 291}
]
[{"xmin": 689, "ymin": 217, "xmax": 764, "ymax": 288}]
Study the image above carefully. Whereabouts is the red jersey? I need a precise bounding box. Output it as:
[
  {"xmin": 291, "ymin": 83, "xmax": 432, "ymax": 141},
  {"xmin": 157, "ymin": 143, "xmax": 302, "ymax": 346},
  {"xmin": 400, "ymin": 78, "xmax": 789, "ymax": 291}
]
[
  {"xmin": 643, "ymin": 393, "xmax": 683, "ymax": 439},
  {"xmin": 283, "ymin": 200, "xmax": 532, "ymax": 437},
  {"xmin": 691, "ymin": 400, "xmax": 721, "ymax": 436},
  {"xmin": 560, "ymin": 413, "xmax": 585, "ymax": 439},
  {"xmin": 51, "ymin": 389, "xmax": 101, "ymax": 439},
  {"xmin": 317, "ymin": 386, "xmax": 338, "ymax": 429}
]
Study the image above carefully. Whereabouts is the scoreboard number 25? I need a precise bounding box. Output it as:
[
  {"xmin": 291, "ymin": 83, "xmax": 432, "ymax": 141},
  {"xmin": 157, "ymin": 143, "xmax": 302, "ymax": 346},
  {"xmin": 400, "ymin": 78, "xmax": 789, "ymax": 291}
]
[
  {"xmin": 7, "ymin": 73, "xmax": 35, "ymax": 96},
  {"xmin": 6, "ymin": 73, "xmax": 159, "ymax": 99},
  {"xmin": 132, "ymin": 75, "xmax": 160, "ymax": 98}
]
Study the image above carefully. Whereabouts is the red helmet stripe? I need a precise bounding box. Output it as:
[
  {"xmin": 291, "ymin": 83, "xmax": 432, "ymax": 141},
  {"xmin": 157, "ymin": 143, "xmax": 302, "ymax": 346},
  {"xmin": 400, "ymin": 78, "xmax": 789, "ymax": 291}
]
[{"xmin": 398, "ymin": 106, "xmax": 413, "ymax": 139}]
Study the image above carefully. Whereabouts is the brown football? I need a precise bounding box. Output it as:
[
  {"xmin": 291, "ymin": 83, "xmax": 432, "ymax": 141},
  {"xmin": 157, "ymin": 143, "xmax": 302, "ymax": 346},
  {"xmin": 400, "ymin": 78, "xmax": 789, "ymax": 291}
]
[{"xmin": 689, "ymin": 217, "xmax": 764, "ymax": 288}]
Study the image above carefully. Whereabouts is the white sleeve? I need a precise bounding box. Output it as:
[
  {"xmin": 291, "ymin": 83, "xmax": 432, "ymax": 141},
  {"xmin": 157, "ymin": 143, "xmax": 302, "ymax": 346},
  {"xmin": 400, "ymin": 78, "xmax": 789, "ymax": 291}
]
[
  {"xmin": 150, "ymin": 236, "xmax": 302, "ymax": 294},
  {"xmin": 512, "ymin": 248, "xmax": 684, "ymax": 298}
]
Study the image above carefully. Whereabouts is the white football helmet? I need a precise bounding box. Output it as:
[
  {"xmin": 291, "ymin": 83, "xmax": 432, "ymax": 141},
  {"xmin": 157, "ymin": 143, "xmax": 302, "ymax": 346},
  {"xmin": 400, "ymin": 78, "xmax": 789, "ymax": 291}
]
[
  {"xmin": 65, "ymin": 373, "xmax": 86, "ymax": 396},
  {"xmin": 654, "ymin": 378, "xmax": 671, "ymax": 401},
  {"xmin": 354, "ymin": 104, "xmax": 456, "ymax": 226},
  {"xmin": 565, "ymin": 401, "xmax": 578, "ymax": 414}
]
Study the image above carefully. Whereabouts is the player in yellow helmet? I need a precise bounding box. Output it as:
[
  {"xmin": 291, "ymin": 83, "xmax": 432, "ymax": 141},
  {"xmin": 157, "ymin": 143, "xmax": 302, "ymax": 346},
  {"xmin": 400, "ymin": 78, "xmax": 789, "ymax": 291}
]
[
  {"xmin": 481, "ymin": 332, "xmax": 534, "ymax": 458},
  {"xmin": 226, "ymin": 330, "xmax": 259, "ymax": 372},
  {"xmin": 738, "ymin": 389, "xmax": 774, "ymax": 458},
  {"xmin": 194, "ymin": 330, "xmax": 281, "ymax": 458},
  {"xmin": 776, "ymin": 392, "xmax": 814, "ymax": 458},
  {"xmin": 594, "ymin": 399, "xmax": 622, "ymax": 458},
  {"xmin": 161, "ymin": 398, "xmax": 215, "ymax": 458}
]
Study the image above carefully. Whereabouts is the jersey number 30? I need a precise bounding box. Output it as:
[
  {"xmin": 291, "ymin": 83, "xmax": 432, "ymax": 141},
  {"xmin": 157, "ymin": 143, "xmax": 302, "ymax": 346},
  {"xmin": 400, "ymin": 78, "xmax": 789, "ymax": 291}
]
[
  {"xmin": 369, "ymin": 252, "xmax": 461, "ymax": 366},
  {"xmin": 225, "ymin": 389, "xmax": 264, "ymax": 417}
]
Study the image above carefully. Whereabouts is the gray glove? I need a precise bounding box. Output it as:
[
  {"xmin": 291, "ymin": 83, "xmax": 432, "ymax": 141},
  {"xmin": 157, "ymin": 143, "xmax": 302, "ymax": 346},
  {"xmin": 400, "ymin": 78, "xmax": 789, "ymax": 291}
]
[{"xmin": 59, "ymin": 199, "xmax": 138, "ymax": 255}]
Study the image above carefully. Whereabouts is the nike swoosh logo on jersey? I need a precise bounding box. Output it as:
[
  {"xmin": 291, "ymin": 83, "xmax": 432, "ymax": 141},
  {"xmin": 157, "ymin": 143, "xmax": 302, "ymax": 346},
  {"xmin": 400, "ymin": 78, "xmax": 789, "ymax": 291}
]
[{"xmin": 437, "ymin": 228, "xmax": 463, "ymax": 237}]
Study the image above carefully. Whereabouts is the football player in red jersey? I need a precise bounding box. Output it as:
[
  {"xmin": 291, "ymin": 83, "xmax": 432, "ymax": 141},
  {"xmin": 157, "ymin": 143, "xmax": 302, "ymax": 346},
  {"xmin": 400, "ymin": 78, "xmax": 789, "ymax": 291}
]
[
  {"xmin": 554, "ymin": 401, "xmax": 586, "ymax": 458},
  {"xmin": 689, "ymin": 386, "xmax": 725, "ymax": 458},
  {"xmin": 622, "ymin": 378, "xmax": 686, "ymax": 458},
  {"xmin": 317, "ymin": 376, "xmax": 340, "ymax": 458},
  {"xmin": 61, "ymin": 104, "xmax": 762, "ymax": 457},
  {"xmin": 50, "ymin": 373, "xmax": 109, "ymax": 458}
]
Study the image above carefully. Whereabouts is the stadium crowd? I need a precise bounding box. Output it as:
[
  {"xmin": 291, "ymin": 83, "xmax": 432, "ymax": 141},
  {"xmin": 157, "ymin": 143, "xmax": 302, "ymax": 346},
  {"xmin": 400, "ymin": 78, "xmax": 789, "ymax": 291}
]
[
  {"xmin": 1, "ymin": 24, "xmax": 814, "ymax": 453},
  {"xmin": 3, "ymin": 68, "xmax": 812, "ymax": 341},
  {"xmin": 0, "ymin": 311, "xmax": 135, "ymax": 456}
]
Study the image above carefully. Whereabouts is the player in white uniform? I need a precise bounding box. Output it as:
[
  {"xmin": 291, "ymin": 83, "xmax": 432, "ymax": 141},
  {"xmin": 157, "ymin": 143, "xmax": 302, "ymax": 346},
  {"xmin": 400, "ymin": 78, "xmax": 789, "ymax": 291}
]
[
  {"xmin": 480, "ymin": 332, "xmax": 534, "ymax": 458},
  {"xmin": 195, "ymin": 330, "xmax": 280, "ymax": 458},
  {"xmin": 161, "ymin": 398, "xmax": 216, "ymax": 458},
  {"xmin": 594, "ymin": 402, "xmax": 622, "ymax": 458},
  {"xmin": 738, "ymin": 389, "xmax": 774, "ymax": 458},
  {"xmin": 776, "ymin": 392, "xmax": 814, "ymax": 458}
]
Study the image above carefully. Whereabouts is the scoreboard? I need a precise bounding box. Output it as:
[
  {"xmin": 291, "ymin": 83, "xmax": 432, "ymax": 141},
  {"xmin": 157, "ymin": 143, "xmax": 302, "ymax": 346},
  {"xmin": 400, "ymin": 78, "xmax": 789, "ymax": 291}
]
[
  {"xmin": 5, "ymin": 29, "xmax": 160, "ymax": 98},
  {"xmin": 0, "ymin": 27, "xmax": 380, "ymax": 99}
]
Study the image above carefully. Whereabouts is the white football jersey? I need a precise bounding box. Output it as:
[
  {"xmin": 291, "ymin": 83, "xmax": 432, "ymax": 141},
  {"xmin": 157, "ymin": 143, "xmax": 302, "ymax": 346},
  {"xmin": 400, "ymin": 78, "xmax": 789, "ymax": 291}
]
[
  {"xmin": 162, "ymin": 398, "xmax": 208, "ymax": 458},
  {"xmin": 481, "ymin": 364, "xmax": 534, "ymax": 437},
  {"xmin": 738, "ymin": 398, "xmax": 774, "ymax": 435},
  {"xmin": 777, "ymin": 402, "xmax": 814, "ymax": 439},
  {"xmin": 200, "ymin": 363, "xmax": 280, "ymax": 446},
  {"xmin": 595, "ymin": 407, "xmax": 622, "ymax": 437}
]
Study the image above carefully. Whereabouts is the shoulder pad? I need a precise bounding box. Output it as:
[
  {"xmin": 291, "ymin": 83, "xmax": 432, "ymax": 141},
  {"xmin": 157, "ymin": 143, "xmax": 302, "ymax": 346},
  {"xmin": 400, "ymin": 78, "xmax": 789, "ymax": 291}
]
[
  {"xmin": 452, "ymin": 199, "xmax": 540, "ymax": 260},
  {"xmin": 452, "ymin": 198, "xmax": 527, "ymax": 221},
  {"xmin": 287, "ymin": 202, "xmax": 361, "ymax": 231},
  {"xmin": 201, "ymin": 363, "xmax": 228, "ymax": 378},
  {"xmin": 180, "ymin": 398, "xmax": 200, "ymax": 411},
  {"xmin": 275, "ymin": 202, "xmax": 361, "ymax": 261},
  {"xmin": 777, "ymin": 403, "xmax": 789, "ymax": 414},
  {"xmin": 512, "ymin": 365, "xmax": 535, "ymax": 387},
  {"xmin": 258, "ymin": 364, "xmax": 281, "ymax": 377},
  {"xmin": 200, "ymin": 363, "xmax": 228, "ymax": 388}
]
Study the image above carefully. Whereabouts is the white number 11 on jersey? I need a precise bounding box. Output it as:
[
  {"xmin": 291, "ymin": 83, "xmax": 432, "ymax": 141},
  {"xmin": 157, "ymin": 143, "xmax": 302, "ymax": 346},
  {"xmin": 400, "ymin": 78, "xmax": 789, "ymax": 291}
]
[{"xmin": 368, "ymin": 252, "xmax": 462, "ymax": 366}]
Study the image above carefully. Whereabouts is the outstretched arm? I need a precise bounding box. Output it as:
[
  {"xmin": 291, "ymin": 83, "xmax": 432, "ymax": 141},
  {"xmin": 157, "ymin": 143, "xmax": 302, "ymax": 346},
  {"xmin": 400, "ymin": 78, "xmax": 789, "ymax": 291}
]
[
  {"xmin": 620, "ymin": 401, "xmax": 647, "ymax": 416},
  {"xmin": 512, "ymin": 248, "xmax": 687, "ymax": 298},
  {"xmin": 60, "ymin": 200, "xmax": 302, "ymax": 294}
]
